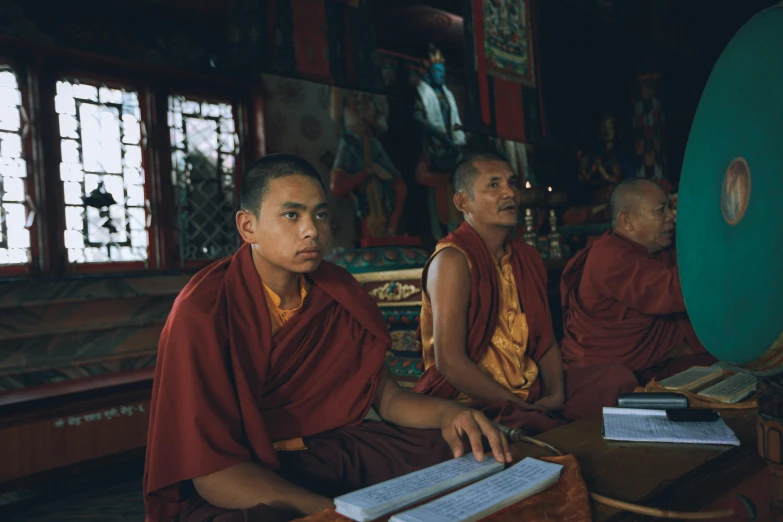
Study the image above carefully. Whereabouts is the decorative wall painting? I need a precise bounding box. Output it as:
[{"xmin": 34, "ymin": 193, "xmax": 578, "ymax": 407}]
[{"xmin": 481, "ymin": 0, "xmax": 536, "ymax": 86}]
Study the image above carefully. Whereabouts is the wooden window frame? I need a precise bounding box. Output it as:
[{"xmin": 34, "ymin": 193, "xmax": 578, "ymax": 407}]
[
  {"xmin": 48, "ymin": 70, "xmax": 158, "ymax": 274},
  {"xmin": 159, "ymin": 84, "xmax": 250, "ymax": 271},
  {"xmin": 0, "ymin": 37, "xmax": 259, "ymax": 278},
  {"xmin": 0, "ymin": 58, "xmax": 43, "ymax": 277}
]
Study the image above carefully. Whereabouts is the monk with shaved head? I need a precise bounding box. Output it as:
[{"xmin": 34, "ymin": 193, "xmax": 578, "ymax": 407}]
[
  {"xmin": 144, "ymin": 154, "xmax": 510, "ymax": 522},
  {"xmin": 415, "ymin": 154, "xmax": 643, "ymax": 426},
  {"xmin": 560, "ymin": 179, "xmax": 715, "ymax": 398}
]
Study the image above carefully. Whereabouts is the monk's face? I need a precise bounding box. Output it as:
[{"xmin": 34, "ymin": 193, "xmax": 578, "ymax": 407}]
[
  {"xmin": 623, "ymin": 182, "xmax": 675, "ymax": 253},
  {"xmin": 237, "ymin": 175, "xmax": 330, "ymax": 274},
  {"xmin": 457, "ymin": 160, "xmax": 520, "ymax": 229}
]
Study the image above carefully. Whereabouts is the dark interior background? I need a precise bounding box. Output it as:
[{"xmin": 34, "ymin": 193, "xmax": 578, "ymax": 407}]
[{"xmin": 373, "ymin": 0, "xmax": 777, "ymax": 190}]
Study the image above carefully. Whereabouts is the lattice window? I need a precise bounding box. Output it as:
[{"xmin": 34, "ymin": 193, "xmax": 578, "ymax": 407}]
[
  {"xmin": 169, "ymin": 95, "xmax": 239, "ymax": 263},
  {"xmin": 56, "ymin": 79, "xmax": 148, "ymax": 264},
  {"xmin": 0, "ymin": 66, "xmax": 31, "ymax": 267}
]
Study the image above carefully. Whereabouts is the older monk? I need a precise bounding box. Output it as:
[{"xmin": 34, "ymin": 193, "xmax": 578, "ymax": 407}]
[
  {"xmin": 560, "ymin": 178, "xmax": 716, "ymax": 386},
  {"xmin": 415, "ymin": 153, "xmax": 638, "ymax": 425}
]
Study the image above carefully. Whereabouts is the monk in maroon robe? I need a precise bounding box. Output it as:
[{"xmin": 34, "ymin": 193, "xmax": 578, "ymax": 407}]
[
  {"xmin": 414, "ymin": 154, "xmax": 638, "ymax": 426},
  {"xmin": 144, "ymin": 155, "xmax": 510, "ymax": 522},
  {"xmin": 560, "ymin": 178, "xmax": 715, "ymax": 387}
]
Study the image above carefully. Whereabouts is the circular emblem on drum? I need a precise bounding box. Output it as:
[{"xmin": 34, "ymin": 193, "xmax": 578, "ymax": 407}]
[{"xmin": 721, "ymin": 157, "xmax": 751, "ymax": 225}]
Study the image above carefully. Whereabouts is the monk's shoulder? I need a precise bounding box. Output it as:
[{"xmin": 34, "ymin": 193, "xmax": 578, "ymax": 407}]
[
  {"xmin": 155, "ymin": 259, "xmax": 232, "ymax": 369},
  {"xmin": 588, "ymin": 234, "xmax": 641, "ymax": 262},
  {"xmin": 582, "ymin": 235, "xmax": 647, "ymax": 284},
  {"xmin": 171, "ymin": 258, "xmax": 231, "ymax": 318},
  {"xmin": 429, "ymin": 246, "xmax": 471, "ymax": 278}
]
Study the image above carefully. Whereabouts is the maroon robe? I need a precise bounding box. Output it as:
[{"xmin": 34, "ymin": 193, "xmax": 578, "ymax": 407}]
[
  {"xmin": 560, "ymin": 232, "xmax": 714, "ymax": 376},
  {"xmin": 144, "ymin": 243, "xmax": 452, "ymax": 522},
  {"xmin": 412, "ymin": 222, "xmax": 565, "ymax": 433}
]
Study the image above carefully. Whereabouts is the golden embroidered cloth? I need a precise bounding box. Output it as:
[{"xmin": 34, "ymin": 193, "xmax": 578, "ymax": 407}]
[{"xmin": 420, "ymin": 243, "xmax": 540, "ymax": 402}]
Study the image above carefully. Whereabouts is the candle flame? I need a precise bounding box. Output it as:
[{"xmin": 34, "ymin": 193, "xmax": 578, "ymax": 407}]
[
  {"xmin": 547, "ymin": 186, "xmax": 552, "ymax": 192},
  {"xmin": 525, "ymin": 181, "xmax": 532, "ymax": 189}
]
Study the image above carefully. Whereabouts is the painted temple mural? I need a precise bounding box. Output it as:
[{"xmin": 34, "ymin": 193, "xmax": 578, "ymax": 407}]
[
  {"xmin": 260, "ymin": 75, "xmax": 350, "ymax": 247},
  {"xmin": 329, "ymin": 87, "xmax": 408, "ymax": 248},
  {"xmin": 259, "ymin": 48, "xmax": 472, "ymax": 254}
]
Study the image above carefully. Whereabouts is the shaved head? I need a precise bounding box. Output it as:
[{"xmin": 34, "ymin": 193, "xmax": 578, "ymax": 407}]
[
  {"xmin": 610, "ymin": 178, "xmax": 675, "ymax": 253},
  {"xmin": 610, "ymin": 179, "xmax": 662, "ymax": 228},
  {"xmin": 454, "ymin": 152, "xmax": 508, "ymax": 198},
  {"xmin": 240, "ymin": 154, "xmax": 325, "ymax": 217}
]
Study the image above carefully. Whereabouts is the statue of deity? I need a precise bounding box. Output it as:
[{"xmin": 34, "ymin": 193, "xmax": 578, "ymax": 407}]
[
  {"xmin": 413, "ymin": 44, "xmax": 465, "ymax": 240},
  {"xmin": 566, "ymin": 113, "xmax": 635, "ymax": 225},
  {"xmin": 329, "ymin": 87, "xmax": 408, "ymax": 247},
  {"xmin": 582, "ymin": 114, "xmax": 634, "ymax": 186}
]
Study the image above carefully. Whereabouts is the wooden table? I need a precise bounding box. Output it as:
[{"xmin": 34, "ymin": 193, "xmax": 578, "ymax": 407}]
[{"xmin": 511, "ymin": 409, "xmax": 765, "ymax": 521}]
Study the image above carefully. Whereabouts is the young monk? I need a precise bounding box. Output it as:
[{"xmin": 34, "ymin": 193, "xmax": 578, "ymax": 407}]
[
  {"xmin": 143, "ymin": 154, "xmax": 510, "ymax": 522},
  {"xmin": 560, "ymin": 178, "xmax": 716, "ymax": 383},
  {"xmin": 414, "ymin": 153, "xmax": 637, "ymax": 427}
]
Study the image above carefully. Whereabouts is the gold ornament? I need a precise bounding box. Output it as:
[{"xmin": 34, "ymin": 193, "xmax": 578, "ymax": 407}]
[
  {"xmin": 424, "ymin": 45, "xmax": 446, "ymax": 68},
  {"xmin": 368, "ymin": 281, "xmax": 421, "ymax": 302}
]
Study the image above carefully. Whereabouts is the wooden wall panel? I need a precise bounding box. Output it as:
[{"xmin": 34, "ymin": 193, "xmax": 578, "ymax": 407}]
[
  {"xmin": 0, "ymin": 399, "xmax": 151, "ymax": 483},
  {"xmin": 1, "ymin": 324, "xmax": 164, "ymax": 376},
  {"xmin": 0, "ymin": 275, "xmax": 190, "ymax": 310},
  {"xmin": 0, "ymin": 275, "xmax": 189, "ymax": 390},
  {"xmin": 0, "ymin": 296, "xmax": 175, "ymax": 340}
]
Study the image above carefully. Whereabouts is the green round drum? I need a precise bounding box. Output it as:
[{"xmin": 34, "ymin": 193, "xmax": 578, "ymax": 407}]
[{"xmin": 678, "ymin": 4, "xmax": 783, "ymax": 374}]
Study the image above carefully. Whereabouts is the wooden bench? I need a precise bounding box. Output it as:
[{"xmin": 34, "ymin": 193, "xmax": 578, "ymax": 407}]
[
  {"xmin": 0, "ymin": 368, "xmax": 153, "ymax": 491},
  {"xmin": 0, "ymin": 275, "xmax": 182, "ymax": 490}
]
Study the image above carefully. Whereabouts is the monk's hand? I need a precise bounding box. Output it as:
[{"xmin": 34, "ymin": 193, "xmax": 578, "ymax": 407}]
[{"xmin": 439, "ymin": 404, "xmax": 512, "ymax": 464}]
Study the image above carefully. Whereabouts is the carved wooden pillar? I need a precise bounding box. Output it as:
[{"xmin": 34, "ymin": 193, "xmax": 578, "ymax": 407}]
[{"xmin": 757, "ymin": 377, "xmax": 783, "ymax": 521}]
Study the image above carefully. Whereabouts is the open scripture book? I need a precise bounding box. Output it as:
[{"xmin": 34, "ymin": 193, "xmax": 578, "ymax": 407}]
[
  {"xmin": 658, "ymin": 366, "xmax": 724, "ymax": 392},
  {"xmin": 602, "ymin": 407, "xmax": 740, "ymax": 446},
  {"xmin": 334, "ymin": 454, "xmax": 503, "ymax": 522},
  {"xmin": 334, "ymin": 455, "xmax": 562, "ymax": 522},
  {"xmin": 657, "ymin": 365, "xmax": 757, "ymax": 403}
]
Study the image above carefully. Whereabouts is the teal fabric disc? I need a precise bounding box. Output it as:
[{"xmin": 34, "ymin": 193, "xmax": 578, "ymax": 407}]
[{"xmin": 678, "ymin": 4, "xmax": 783, "ymax": 369}]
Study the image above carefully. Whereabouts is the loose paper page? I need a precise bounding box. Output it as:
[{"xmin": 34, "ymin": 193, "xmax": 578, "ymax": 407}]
[
  {"xmin": 602, "ymin": 407, "xmax": 740, "ymax": 445},
  {"xmin": 335, "ymin": 453, "xmax": 503, "ymax": 521},
  {"xmin": 390, "ymin": 458, "xmax": 563, "ymax": 522}
]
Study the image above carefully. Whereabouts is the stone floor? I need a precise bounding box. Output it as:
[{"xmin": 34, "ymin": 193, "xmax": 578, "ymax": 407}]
[{"xmin": 2, "ymin": 459, "xmax": 145, "ymax": 522}]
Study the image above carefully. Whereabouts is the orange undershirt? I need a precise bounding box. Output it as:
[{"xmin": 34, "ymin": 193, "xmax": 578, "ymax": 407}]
[
  {"xmin": 420, "ymin": 243, "xmax": 540, "ymax": 403},
  {"xmin": 262, "ymin": 275, "xmax": 310, "ymax": 336},
  {"xmin": 263, "ymin": 276, "xmax": 311, "ymax": 451}
]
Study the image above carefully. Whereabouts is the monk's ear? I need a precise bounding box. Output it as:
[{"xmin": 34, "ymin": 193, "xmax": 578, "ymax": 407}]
[
  {"xmin": 453, "ymin": 191, "xmax": 469, "ymax": 213},
  {"xmin": 236, "ymin": 210, "xmax": 258, "ymax": 243},
  {"xmin": 618, "ymin": 210, "xmax": 633, "ymax": 231}
]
